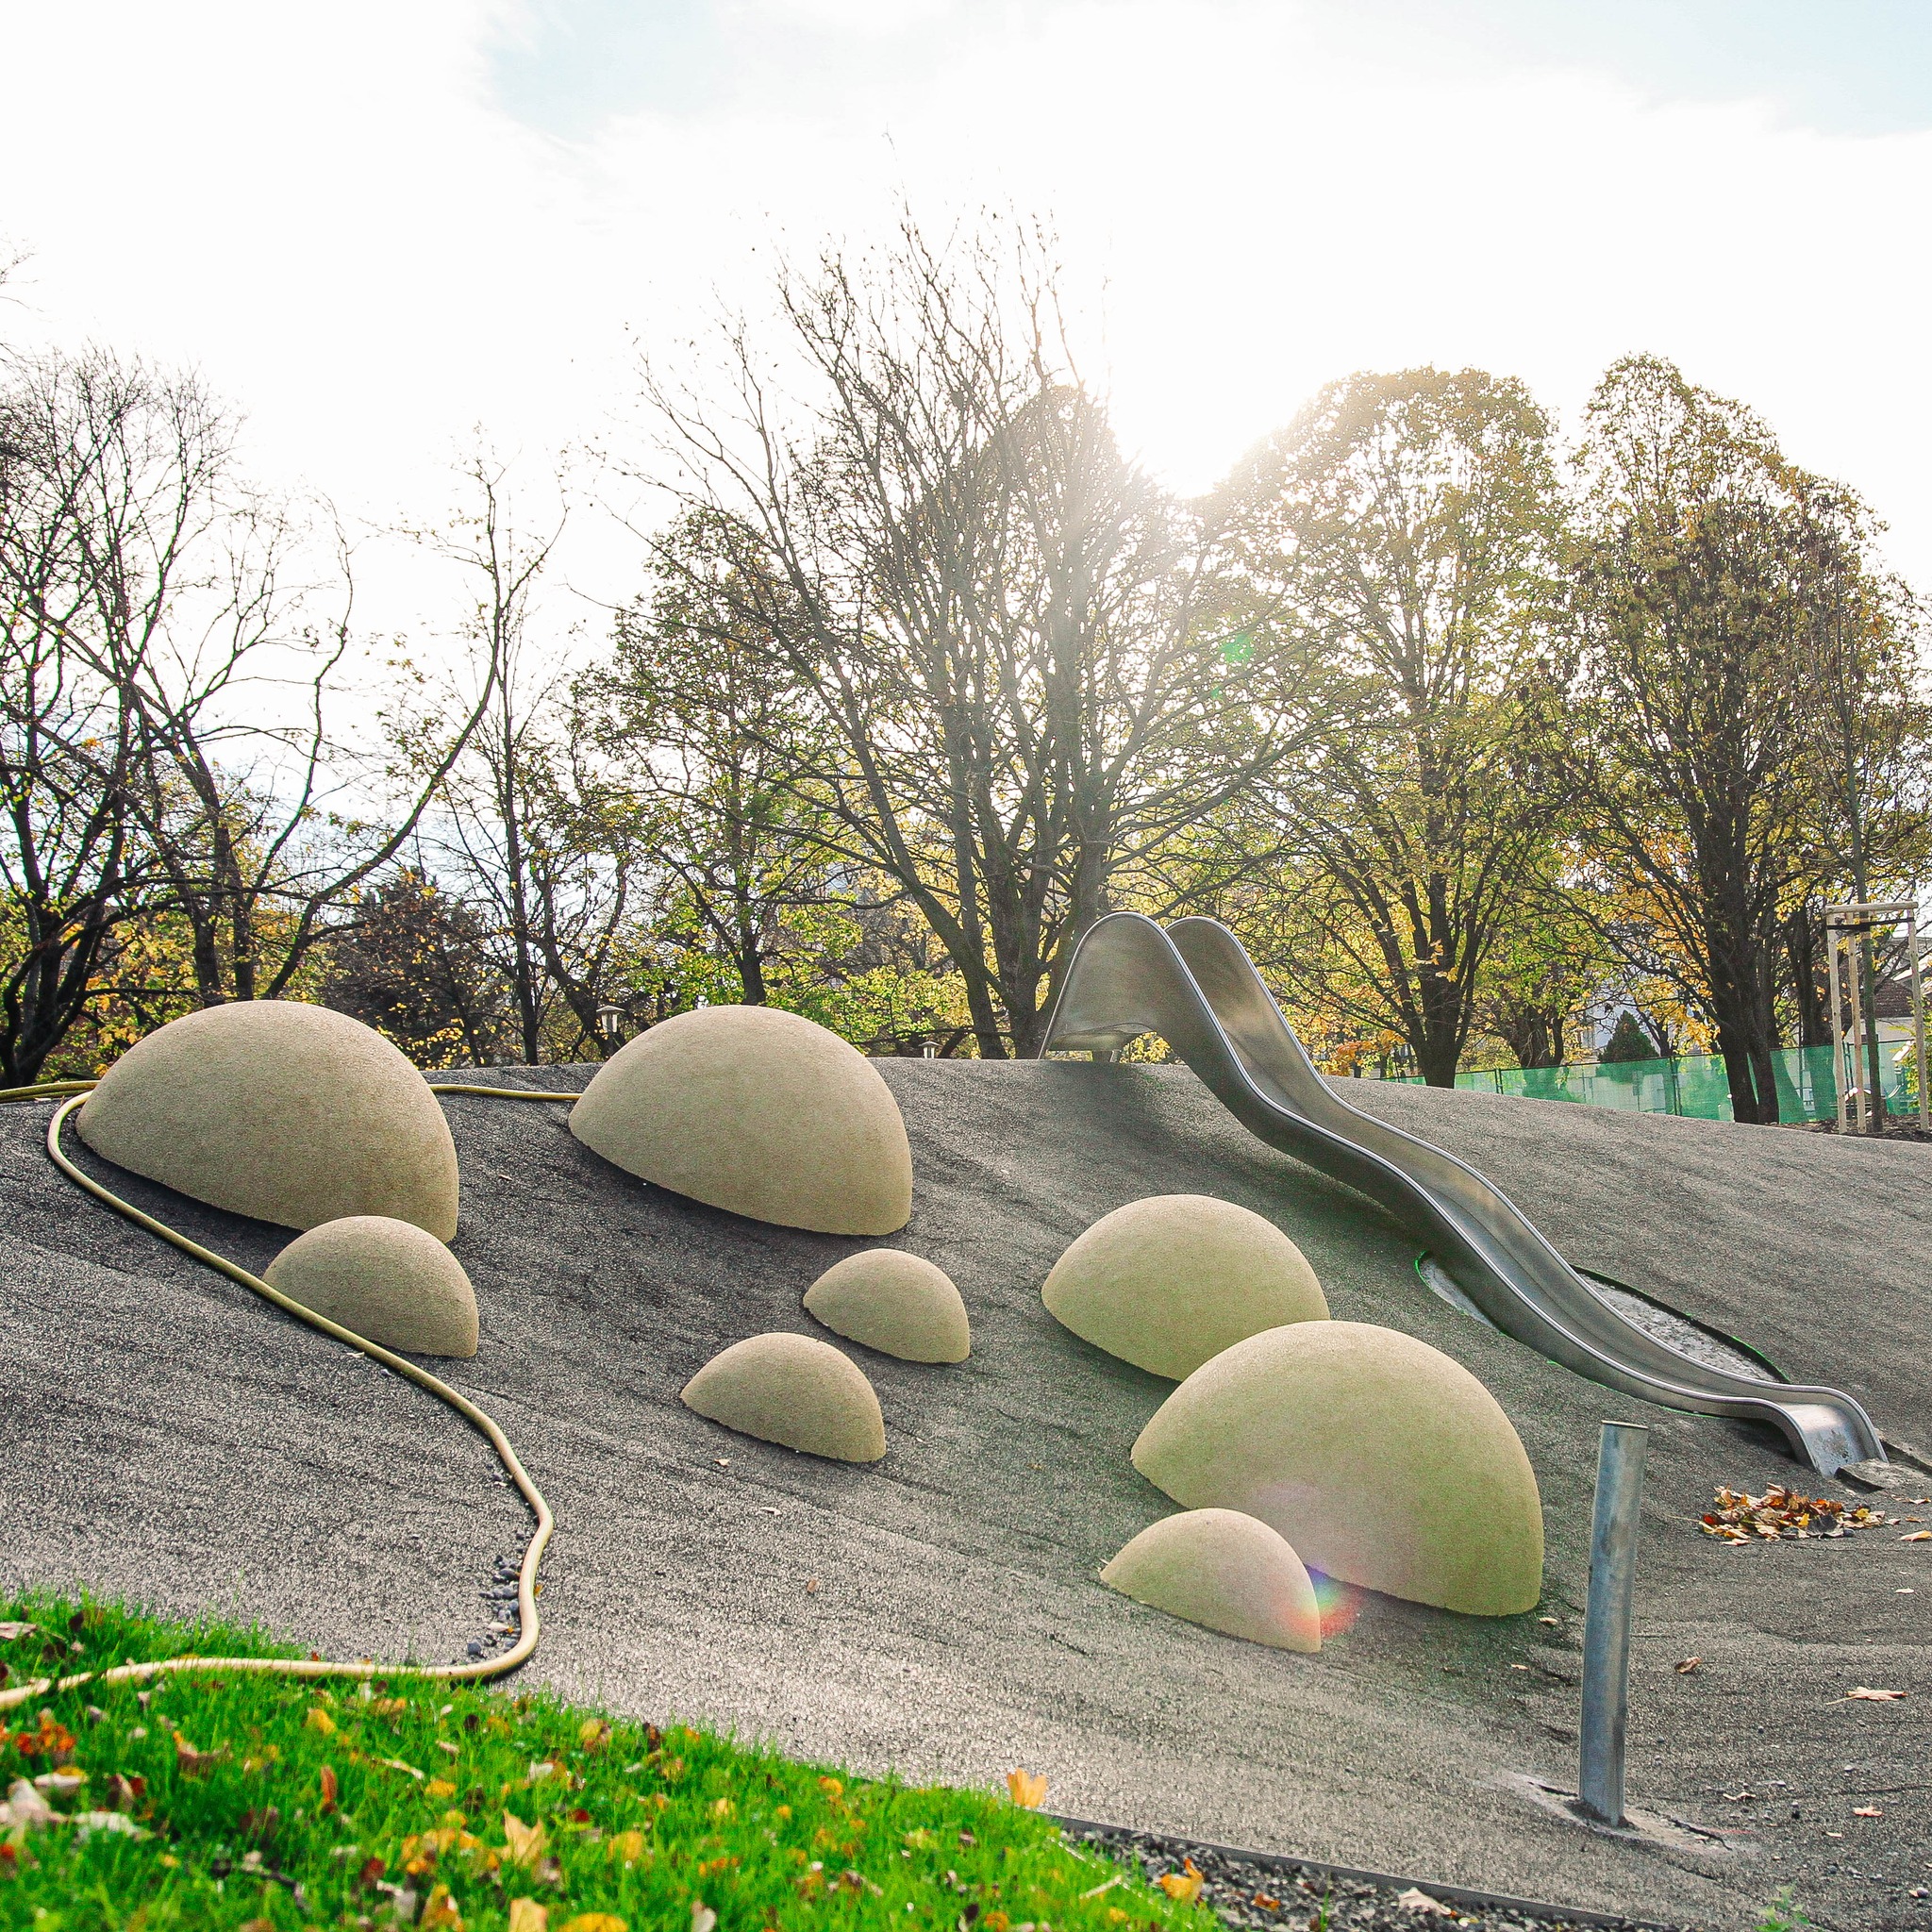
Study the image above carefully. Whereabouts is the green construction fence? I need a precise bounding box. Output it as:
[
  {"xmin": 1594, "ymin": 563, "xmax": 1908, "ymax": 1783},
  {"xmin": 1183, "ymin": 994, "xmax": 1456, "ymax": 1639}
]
[{"xmin": 1369, "ymin": 1040, "xmax": 1917, "ymax": 1124}]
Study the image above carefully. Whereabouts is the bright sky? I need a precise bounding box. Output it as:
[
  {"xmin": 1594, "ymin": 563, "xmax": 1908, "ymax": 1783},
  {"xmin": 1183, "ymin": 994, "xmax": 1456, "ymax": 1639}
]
[{"xmin": 5, "ymin": 0, "xmax": 1932, "ymax": 631}]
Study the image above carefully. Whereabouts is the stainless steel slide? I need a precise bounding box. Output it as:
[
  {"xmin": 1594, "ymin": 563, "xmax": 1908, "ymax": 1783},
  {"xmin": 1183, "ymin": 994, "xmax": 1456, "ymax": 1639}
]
[{"xmin": 1038, "ymin": 912, "xmax": 1885, "ymax": 1477}]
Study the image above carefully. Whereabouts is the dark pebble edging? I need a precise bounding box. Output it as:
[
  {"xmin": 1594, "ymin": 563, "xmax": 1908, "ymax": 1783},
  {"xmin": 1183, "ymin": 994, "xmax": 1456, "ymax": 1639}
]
[{"xmin": 1053, "ymin": 1817, "xmax": 1691, "ymax": 1932}]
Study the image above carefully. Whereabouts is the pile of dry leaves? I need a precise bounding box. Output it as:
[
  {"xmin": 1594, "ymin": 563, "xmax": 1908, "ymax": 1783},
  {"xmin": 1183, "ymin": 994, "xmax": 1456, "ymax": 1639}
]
[{"xmin": 1698, "ymin": 1484, "xmax": 1889, "ymax": 1543}]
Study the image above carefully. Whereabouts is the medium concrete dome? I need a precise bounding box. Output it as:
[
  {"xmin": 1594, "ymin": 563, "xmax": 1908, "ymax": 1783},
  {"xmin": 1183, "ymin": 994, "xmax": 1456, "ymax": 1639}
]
[
  {"xmin": 1101, "ymin": 1507, "xmax": 1321, "ymax": 1653},
  {"xmin": 1131, "ymin": 1322, "xmax": 1543, "ymax": 1616},
  {"xmin": 569, "ymin": 1006, "xmax": 912, "ymax": 1236},
  {"xmin": 681, "ymin": 1332, "xmax": 886, "ymax": 1462},
  {"xmin": 803, "ymin": 1250, "xmax": 971, "ymax": 1363},
  {"xmin": 264, "ymin": 1216, "xmax": 478, "ymax": 1358},
  {"xmin": 1042, "ymin": 1193, "xmax": 1327, "ymax": 1380},
  {"xmin": 77, "ymin": 1001, "xmax": 458, "ymax": 1239}
]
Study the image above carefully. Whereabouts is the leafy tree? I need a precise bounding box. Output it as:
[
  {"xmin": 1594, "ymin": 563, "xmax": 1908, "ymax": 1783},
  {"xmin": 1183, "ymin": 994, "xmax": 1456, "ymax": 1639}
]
[
  {"xmin": 321, "ymin": 868, "xmax": 509, "ymax": 1069},
  {"xmin": 1474, "ymin": 877, "xmax": 1607, "ymax": 1069},
  {"xmin": 1558, "ymin": 354, "xmax": 1924, "ymax": 1124},
  {"xmin": 593, "ymin": 514, "xmax": 841, "ymax": 1010},
  {"xmin": 1790, "ymin": 486, "xmax": 1930, "ymax": 1126},
  {"xmin": 1219, "ymin": 367, "xmax": 1567, "ymax": 1086},
  {"xmin": 1599, "ymin": 1010, "xmax": 1656, "ymax": 1064}
]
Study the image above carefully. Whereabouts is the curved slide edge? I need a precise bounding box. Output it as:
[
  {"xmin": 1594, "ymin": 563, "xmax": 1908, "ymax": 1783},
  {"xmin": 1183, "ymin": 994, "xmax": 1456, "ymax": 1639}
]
[{"xmin": 1037, "ymin": 911, "xmax": 1885, "ymax": 1479}]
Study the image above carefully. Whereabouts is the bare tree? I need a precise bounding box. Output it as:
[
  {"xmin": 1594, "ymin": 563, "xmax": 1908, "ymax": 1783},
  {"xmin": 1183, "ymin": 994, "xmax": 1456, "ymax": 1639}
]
[
  {"xmin": 630, "ymin": 215, "xmax": 1297, "ymax": 1057},
  {"xmin": 0, "ymin": 347, "xmax": 158, "ymax": 1079},
  {"xmin": 408, "ymin": 457, "xmax": 648, "ymax": 1062},
  {"xmin": 0, "ymin": 352, "xmax": 504, "ymax": 1018},
  {"xmin": 107, "ymin": 505, "xmax": 501, "ymax": 1008}
]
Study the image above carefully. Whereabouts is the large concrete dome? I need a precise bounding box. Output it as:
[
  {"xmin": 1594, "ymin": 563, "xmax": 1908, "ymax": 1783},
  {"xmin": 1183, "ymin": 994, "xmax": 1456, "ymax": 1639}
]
[
  {"xmin": 681, "ymin": 1332, "xmax": 886, "ymax": 1462},
  {"xmin": 265, "ymin": 1216, "xmax": 478, "ymax": 1358},
  {"xmin": 1101, "ymin": 1507, "xmax": 1322, "ymax": 1653},
  {"xmin": 1131, "ymin": 1322, "xmax": 1543, "ymax": 1616},
  {"xmin": 77, "ymin": 1001, "xmax": 458, "ymax": 1239},
  {"xmin": 569, "ymin": 1006, "xmax": 912, "ymax": 1236},
  {"xmin": 803, "ymin": 1250, "xmax": 971, "ymax": 1363},
  {"xmin": 1042, "ymin": 1193, "xmax": 1327, "ymax": 1380}
]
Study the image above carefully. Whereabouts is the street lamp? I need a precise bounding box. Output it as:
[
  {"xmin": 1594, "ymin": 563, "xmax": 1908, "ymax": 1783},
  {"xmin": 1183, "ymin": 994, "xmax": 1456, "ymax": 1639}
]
[{"xmin": 595, "ymin": 1003, "xmax": 627, "ymax": 1048}]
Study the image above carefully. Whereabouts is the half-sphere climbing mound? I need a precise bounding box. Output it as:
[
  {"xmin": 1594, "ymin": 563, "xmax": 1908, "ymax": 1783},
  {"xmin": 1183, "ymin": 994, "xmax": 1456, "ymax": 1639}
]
[
  {"xmin": 1131, "ymin": 1322, "xmax": 1543, "ymax": 1616},
  {"xmin": 77, "ymin": 1001, "xmax": 459, "ymax": 1239},
  {"xmin": 264, "ymin": 1216, "xmax": 478, "ymax": 1358},
  {"xmin": 1101, "ymin": 1507, "xmax": 1321, "ymax": 1653},
  {"xmin": 804, "ymin": 1250, "xmax": 971, "ymax": 1362},
  {"xmin": 1042, "ymin": 1193, "xmax": 1328, "ymax": 1379},
  {"xmin": 681, "ymin": 1332, "xmax": 886, "ymax": 1462},
  {"xmin": 569, "ymin": 1006, "xmax": 912, "ymax": 1236}
]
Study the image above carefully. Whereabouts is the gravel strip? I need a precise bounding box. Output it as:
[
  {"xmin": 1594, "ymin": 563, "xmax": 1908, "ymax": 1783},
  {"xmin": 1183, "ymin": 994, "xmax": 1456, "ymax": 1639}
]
[{"xmin": 1061, "ymin": 1824, "xmax": 1688, "ymax": 1932}]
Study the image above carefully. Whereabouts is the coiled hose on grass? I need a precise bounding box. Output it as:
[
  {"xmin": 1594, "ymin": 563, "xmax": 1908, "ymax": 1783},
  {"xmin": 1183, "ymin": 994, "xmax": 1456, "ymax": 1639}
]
[{"xmin": 0, "ymin": 1077, "xmax": 578, "ymax": 1715}]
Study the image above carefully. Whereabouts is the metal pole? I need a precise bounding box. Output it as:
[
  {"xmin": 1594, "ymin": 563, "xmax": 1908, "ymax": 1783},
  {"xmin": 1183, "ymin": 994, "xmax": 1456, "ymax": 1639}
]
[
  {"xmin": 1827, "ymin": 919, "xmax": 1848, "ymax": 1128},
  {"xmin": 1909, "ymin": 908, "xmax": 1928, "ymax": 1131},
  {"xmin": 1578, "ymin": 1421, "xmax": 1649, "ymax": 1828},
  {"xmin": 1847, "ymin": 931, "xmax": 1870, "ymax": 1131}
]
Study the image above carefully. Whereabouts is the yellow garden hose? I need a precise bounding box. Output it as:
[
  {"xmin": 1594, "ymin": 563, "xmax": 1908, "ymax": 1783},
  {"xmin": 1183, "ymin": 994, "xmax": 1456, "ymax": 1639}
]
[{"xmin": 0, "ymin": 1077, "xmax": 579, "ymax": 1715}]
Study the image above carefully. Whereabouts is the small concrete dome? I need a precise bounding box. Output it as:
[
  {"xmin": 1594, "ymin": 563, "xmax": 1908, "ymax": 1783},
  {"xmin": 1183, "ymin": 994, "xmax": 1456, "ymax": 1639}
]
[
  {"xmin": 1101, "ymin": 1508, "xmax": 1321, "ymax": 1653},
  {"xmin": 569, "ymin": 1006, "xmax": 912, "ymax": 1236},
  {"xmin": 77, "ymin": 1001, "xmax": 458, "ymax": 1238},
  {"xmin": 1131, "ymin": 1322, "xmax": 1543, "ymax": 1616},
  {"xmin": 681, "ymin": 1332, "xmax": 886, "ymax": 1462},
  {"xmin": 1042, "ymin": 1193, "xmax": 1327, "ymax": 1379},
  {"xmin": 804, "ymin": 1250, "xmax": 971, "ymax": 1363},
  {"xmin": 265, "ymin": 1216, "xmax": 478, "ymax": 1358}
]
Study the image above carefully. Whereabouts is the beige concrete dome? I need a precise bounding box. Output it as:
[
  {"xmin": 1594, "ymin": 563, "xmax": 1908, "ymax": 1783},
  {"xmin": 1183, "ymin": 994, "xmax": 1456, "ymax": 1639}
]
[
  {"xmin": 77, "ymin": 1001, "xmax": 458, "ymax": 1239},
  {"xmin": 1101, "ymin": 1507, "xmax": 1321, "ymax": 1653},
  {"xmin": 681, "ymin": 1332, "xmax": 886, "ymax": 1462},
  {"xmin": 1131, "ymin": 1322, "xmax": 1543, "ymax": 1616},
  {"xmin": 1042, "ymin": 1193, "xmax": 1327, "ymax": 1380},
  {"xmin": 569, "ymin": 1006, "xmax": 912, "ymax": 1236},
  {"xmin": 264, "ymin": 1216, "xmax": 478, "ymax": 1358},
  {"xmin": 803, "ymin": 1250, "xmax": 971, "ymax": 1363}
]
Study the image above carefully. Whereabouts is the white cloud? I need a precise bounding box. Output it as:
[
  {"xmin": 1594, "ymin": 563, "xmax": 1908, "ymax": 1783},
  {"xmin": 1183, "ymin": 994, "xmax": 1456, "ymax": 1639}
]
[{"xmin": 5, "ymin": 0, "xmax": 1930, "ymax": 639}]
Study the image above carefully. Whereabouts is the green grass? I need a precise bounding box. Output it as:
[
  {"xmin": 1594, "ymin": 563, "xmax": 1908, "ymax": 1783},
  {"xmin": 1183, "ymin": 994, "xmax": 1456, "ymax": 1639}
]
[{"xmin": 0, "ymin": 1594, "xmax": 1211, "ymax": 1932}]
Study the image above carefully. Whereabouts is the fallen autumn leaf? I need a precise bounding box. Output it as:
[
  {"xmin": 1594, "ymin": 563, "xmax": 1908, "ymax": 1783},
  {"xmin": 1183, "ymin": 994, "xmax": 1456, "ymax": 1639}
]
[
  {"xmin": 420, "ymin": 1886, "xmax": 462, "ymax": 1930},
  {"xmin": 502, "ymin": 1810, "xmax": 549, "ymax": 1868},
  {"xmin": 172, "ymin": 1732, "xmax": 229, "ymax": 1778},
  {"xmin": 1158, "ymin": 1858, "xmax": 1204, "ymax": 1905}
]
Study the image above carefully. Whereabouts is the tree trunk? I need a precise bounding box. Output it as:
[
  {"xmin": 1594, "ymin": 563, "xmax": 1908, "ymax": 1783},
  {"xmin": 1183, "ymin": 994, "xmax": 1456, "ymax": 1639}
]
[
  {"xmin": 737, "ymin": 907, "xmax": 768, "ymax": 1006},
  {"xmin": 1787, "ymin": 902, "xmax": 1828, "ymax": 1048},
  {"xmin": 1495, "ymin": 1003, "xmax": 1565, "ymax": 1069},
  {"xmin": 1706, "ymin": 969, "xmax": 1783, "ymax": 1124}
]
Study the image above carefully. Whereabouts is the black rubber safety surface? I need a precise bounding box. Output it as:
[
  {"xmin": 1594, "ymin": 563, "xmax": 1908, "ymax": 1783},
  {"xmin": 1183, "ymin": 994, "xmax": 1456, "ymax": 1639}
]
[{"xmin": 3, "ymin": 1062, "xmax": 1929, "ymax": 1929}]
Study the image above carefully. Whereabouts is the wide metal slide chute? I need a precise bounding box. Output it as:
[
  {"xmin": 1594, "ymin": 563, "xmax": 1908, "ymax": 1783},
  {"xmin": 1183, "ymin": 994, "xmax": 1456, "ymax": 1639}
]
[{"xmin": 1038, "ymin": 912, "xmax": 1884, "ymax": 1478}]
